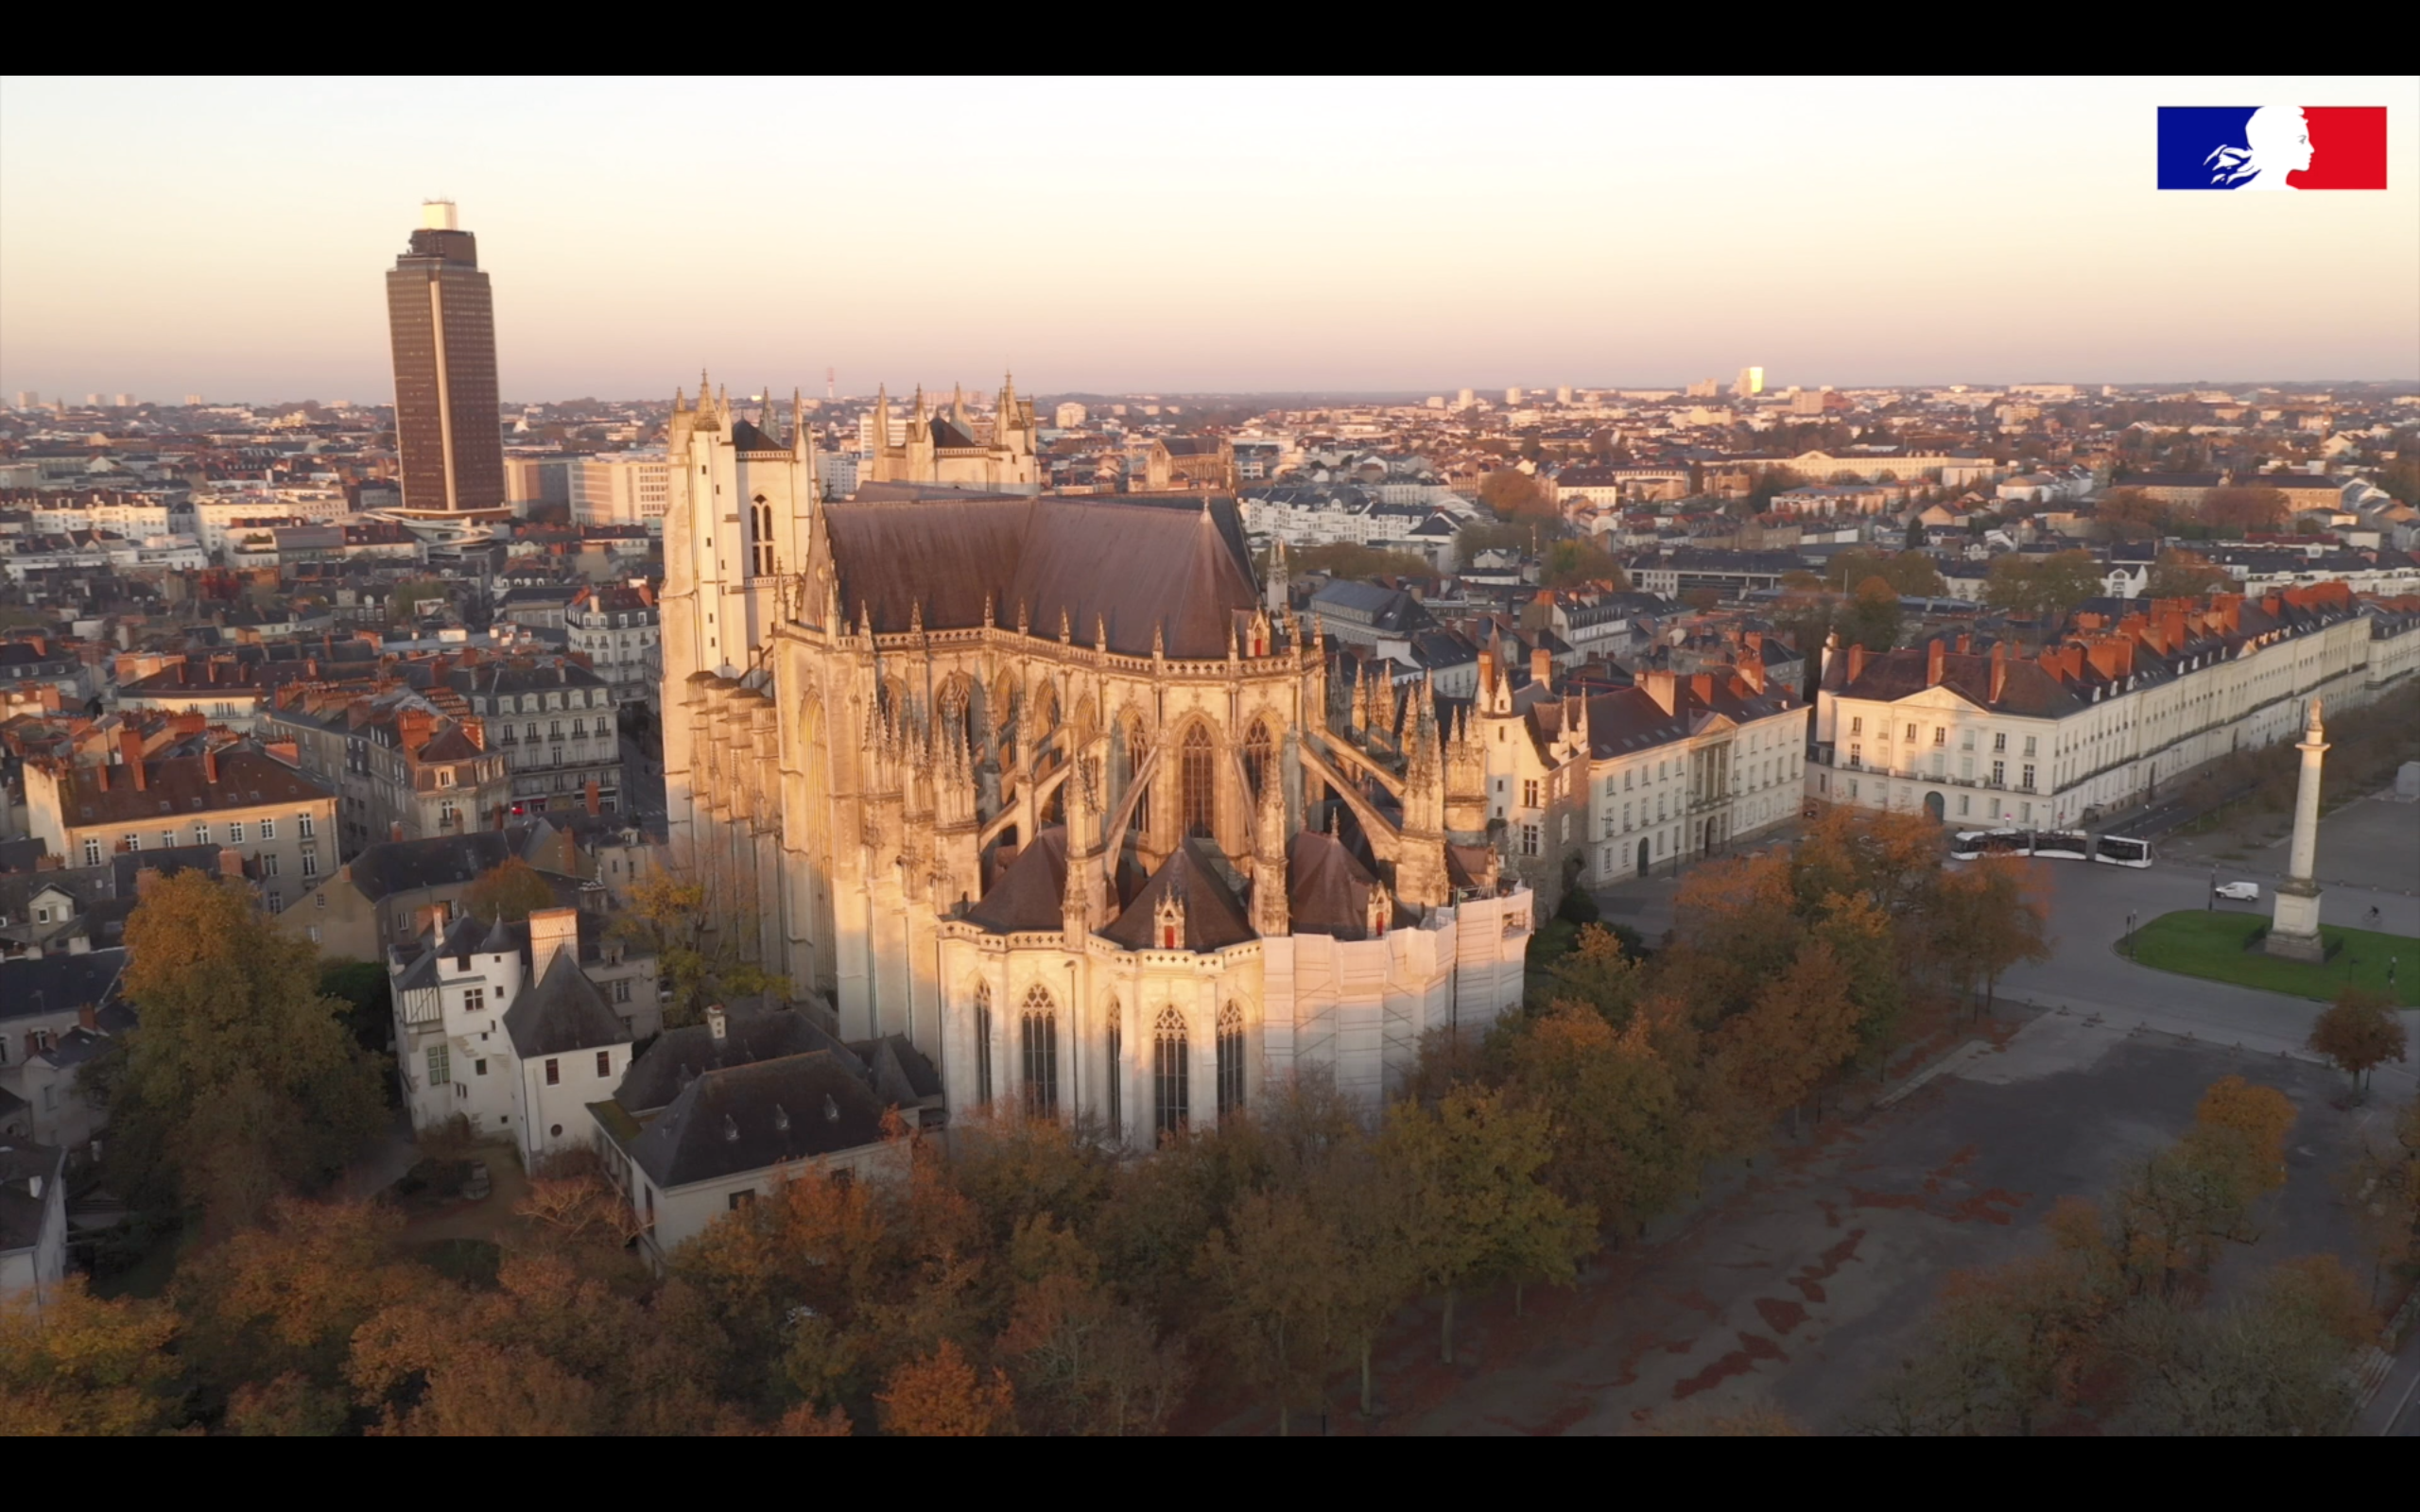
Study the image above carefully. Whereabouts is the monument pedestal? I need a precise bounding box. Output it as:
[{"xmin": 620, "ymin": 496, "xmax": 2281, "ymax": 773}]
[{"xmin": 2266, "ymin": 879, "xmax": 2325, "ymax": 961}]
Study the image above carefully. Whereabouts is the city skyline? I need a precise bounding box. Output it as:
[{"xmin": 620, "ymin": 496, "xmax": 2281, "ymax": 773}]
[{"xmin": 3, "ymin": 76, "xmax": 2416, "ymax": 401}]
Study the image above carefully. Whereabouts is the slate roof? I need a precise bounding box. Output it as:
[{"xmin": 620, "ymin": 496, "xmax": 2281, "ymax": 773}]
[
  {"xmin": 1834, "ymin": 649, "xmax": 2084, "ymax": 718},
  {"xmin": 966, "ymin": 827, "xmax": 1069, "ymax": 935},
  {"xmin": 620, "ymin": 1051, "xmax": 889, "ymax": 1191},
  {"xmin": 501, "ymin": 948, "xmax": 630, "ymax": 1058},
  {"xmin": 0, "ymin": 948, "xmax": 127, "ymax": 1025},
  {"xmin": 730, "ymin": 420, "xmax": 786, "ymax": 455},
  {"xmin": 1285, "ymin": 831, "xmax": 1384, "ymax": 940},
  {"xmin": 821, "ymin": 493, "xmax": 1259, "ymax": 660},
  {"xmin": 1099, "ymin": 839, "xmax": 1254, "ymax": 953},
  {"xmin": 345, "ymin": 827, "xmax": 534, "ymax": 902},
  {"xmin": 614, "ymin": 1005, "xmax": 842, "ymax": 1114}
]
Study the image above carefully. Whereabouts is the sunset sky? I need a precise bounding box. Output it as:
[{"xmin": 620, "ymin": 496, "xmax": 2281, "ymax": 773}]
[{"xmin": 3, "ymin": 76, "xmax": 2414, "ymax": 403}]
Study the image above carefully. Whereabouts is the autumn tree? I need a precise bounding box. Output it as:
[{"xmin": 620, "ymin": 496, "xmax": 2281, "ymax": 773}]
[
  {"xmin": 876, "ymin": 1339, "xmax": 1016, "ymax": 1436},
  {"xmin": 613, "ymin": 868, "xmax": 794, "ymax": 1028},
  {"xmin": 2197, "ymin": 485, "xmax": 2289, "ymax": 533},
  {"xmin": 106, "ymin": 870, "xmax": 389, "ymax": 1233},
  {"xmin": 1507, "ymin": 1001, "xmax": 1695, "ymax": 1238},
  {"xmin": 463, "ymin": 856, "xmax": 556, "ymax": 923},
  {"xmin": 1539, "ymin": 537, "xmax": 1629, "ymax": 590},
  {"xmin": 1197, "ymin": 1188, "xmax": 1350, "ymax": 1435},
  {"xmin": 2095, "ymin": 487, "xmax": 2171, "ymax": 542},
  {"xmin": 173, "ymin": 1196, "xmax": 429, "ymax": 1430},
  {"xmin": 1377, "ymin": 1085, "xmax": 1594, "ymax": 1364},
  {"xmin": 0, "ymin": 1280, "xmax": 182, "ymax": 1436},
  {"xmin": 1287, "ymin": 542, "xmax": 1436, "ymax": 581},
  {"xmin": 1478, "ymin": 468, "xmax": 1553, "ymax": 520},
  {"xmin": 1927, "ymin": 856, "xmax": 2052, "ymax": 1014},
  {"xmin": 995, "ymin": 1230, "xmax": 1187, "ymax": 1435},
  {"xmin": 1983, "ymin": 550, "xmax": 2102, "ymax": 624},
  {"xmin": 1838, "ymin": 576, "xmax": 1904, "ymax": 651},
  {"xmin": 2146, "ymin": 547, "xmax": 2232, "ymax": 600},
  {"xmin": 1714, "ymin": 939, "xmax": 1863, "ymax": 1136},
  {"xmin": 2307, "ymin": 986, "xmax": 2407, "ymax": 1099}
]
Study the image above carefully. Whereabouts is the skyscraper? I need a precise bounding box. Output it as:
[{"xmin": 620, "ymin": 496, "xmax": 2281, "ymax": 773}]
[
  {"xmin": 1736, "ymin": 365, "xmax": 1765, "ymax": 397},
  {"xmin": 386, "ymin": 201, "xmax": 505, "ymax": 514}
]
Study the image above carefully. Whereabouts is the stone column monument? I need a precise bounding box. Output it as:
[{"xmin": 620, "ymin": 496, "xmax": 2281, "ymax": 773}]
[{"xmin": 2266, "ymin": 698, "xmax": 2328, "ymax": 961}]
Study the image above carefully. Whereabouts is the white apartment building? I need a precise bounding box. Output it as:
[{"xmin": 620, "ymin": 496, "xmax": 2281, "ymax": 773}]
[
  {"xmin": 191, "ymin": 490, "xmax": 349, "ymax": 556},
  {"xmin": 1809, "ymin": 586, "xmax": 2420, "ymax": 830},
  {"xmin": 571, "ymin": 451, "xmax": 671, "ymax": 531}
]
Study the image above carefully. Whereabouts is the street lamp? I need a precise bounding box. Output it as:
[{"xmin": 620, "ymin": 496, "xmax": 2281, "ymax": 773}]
[
  {"xmin": 2125, "ymin": 910, "xmax": 2137, "ymax": 959},
  {"xmin": 2208, "ymin": 866, "xmax": 2216, "ymax": 910}
]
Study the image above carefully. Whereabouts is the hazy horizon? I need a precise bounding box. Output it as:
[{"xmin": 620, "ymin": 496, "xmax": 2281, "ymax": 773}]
[{"xmin": 5, "ymin": 76, "xmax": 2415, "ymax": 403}]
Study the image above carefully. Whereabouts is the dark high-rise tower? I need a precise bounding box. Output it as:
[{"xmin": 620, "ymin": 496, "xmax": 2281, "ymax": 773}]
[{"xmin": 386, "ymin": 201, "xmax": 505, "ymax": 514}]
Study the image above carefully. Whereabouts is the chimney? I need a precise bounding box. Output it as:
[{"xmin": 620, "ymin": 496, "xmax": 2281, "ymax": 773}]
[
  {"xmin": 389, "ymin": 820, "xmax": 405, "ymax": 843},
  {"xmin": 527, "ymin": 906, "xmax": 579, "ymax": 979},
  {"xmin": 1640, "ymin": 667, "xmax": 1678, "ymax": 715},
  {"xmin": 462, "ymin": 715, "xmax": 485, "ymax": 751},
  {"xmin": 78, "ymin": 1003, "xmax": 96, "ymax": 1032},
  {"xmin": 706, "ymin": 1004, "xmax": 728, "ymax": 1041},
  {"xmin": 203, "ymin": 747, "xmax": 218, "ymax": 785},
  {"xmin": 122, "ymin": 730, "xmax": 147, "ymax": 789},
  {"xmin": 1690, "ymin": 672, "xmax": 1715, "ymax": 707},
  {"xmin": 1927, "ymin": 638, "xmax": 1945, "ymax": 686},
  {"xmin": 1990, "ymin": 642, "xmax": 2009, "ymax": 703},
  {"xmin": 1847, "ymin": 644, "xmax": 1868, "ymax": 683},
  {"xmin": 1738, "ymin": 656, "xmax": 1766, "ymax": 695},
  {"xmin": 585, "ymin": 777, "xmax": 601, "ymax": 816},
  {"xmin": 95, "ymin": 763, "xmax": 109, "ymax": 793},
  {"xmin": 1957, "ymin": 633, "xmax": 1972, "ymax": 655},
  {"xmin": 216, "ymin": 848, "xmax": 244, "ymax": 880},
  {"xmin": 1530, "ymin": 645, "xmax": 1553, "ymax": 689}
]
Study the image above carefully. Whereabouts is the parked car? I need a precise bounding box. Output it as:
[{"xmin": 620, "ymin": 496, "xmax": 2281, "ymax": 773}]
[{"xmin": 2214, "ymin": 881, "xmax": 2260, "ymax": 902}]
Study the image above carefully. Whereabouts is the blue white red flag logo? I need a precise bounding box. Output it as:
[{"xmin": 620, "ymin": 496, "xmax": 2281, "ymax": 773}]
[{"xmin": 2157, "ymin": 106, "xmax": 2388, "ymax": 189}]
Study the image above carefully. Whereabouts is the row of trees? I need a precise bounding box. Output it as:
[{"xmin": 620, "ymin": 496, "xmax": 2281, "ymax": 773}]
[
  {"xmin": 15, "ymin": 811, "xmax": 2047, "ymax": 1435},
  {"xmin": 1863, "ymin": 1077, "xmax": 2385, "ymax": 1435}
]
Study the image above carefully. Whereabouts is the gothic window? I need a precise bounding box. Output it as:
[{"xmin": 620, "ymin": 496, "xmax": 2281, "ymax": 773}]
[
  {"xmin": 1180, "ymin": 724, "xmax": 1216, "ymax": 838},
  {"xmin": 752, "ymin": 495, "xmax": 775, "ymax": 576},
  {"xmin": 1120, "ymin": 715, "xmax": 1151, "ymax": 834},
  {"xmin": 1104, "ymin": 1002, "xmax": 1121, "ymax": 1140},
  {"xmin": 1153, "ymin": 1005, "xmax": 1188, "ymax": 1138},
  {"xmin": 1020, "ymin": 983, "xmax": 1059, "ymax": 1117},
  {"xmin": 1216, "ymin": 1001, "xmax": 1245, "ymax": 1120},
  {"xmin": 974, "ymin": 982, "xmax": 994, "ymax": 1108},
  {"xmin": 1244, "ymin": 717, "xmax": 1273, "ymax": 799}
]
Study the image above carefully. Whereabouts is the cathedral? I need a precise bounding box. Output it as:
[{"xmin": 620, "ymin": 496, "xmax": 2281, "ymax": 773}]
[
  {"xmin": 658, "ymin": 381, "xmax": 1530, "ymax": 1147},
  {"xmin": 862, "ymin": 374, "xmax": 1041, "ymax": 492}
]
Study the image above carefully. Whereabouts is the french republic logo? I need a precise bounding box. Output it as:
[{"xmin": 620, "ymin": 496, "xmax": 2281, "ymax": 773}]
[{"xmin": 2158, "ymin": 106, "xmax": 2387, "ymax": 190}]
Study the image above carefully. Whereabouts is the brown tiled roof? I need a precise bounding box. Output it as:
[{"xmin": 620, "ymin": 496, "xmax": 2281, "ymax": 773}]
[
  {"xmin": 821, "ymin": 494, "xmax": 1257, "ymax": 660},
  {"xmin": 58, "ymin": 747, "xmax": 330, "ymax": 828}
]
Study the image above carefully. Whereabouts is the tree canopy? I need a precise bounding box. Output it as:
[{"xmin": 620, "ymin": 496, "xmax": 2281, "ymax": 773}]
[{"xmin": 106, "ymin": 870, "xmax": 389, "ymax": 1233}]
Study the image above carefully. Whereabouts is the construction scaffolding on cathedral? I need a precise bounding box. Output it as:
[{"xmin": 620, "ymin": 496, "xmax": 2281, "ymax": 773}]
[{"xmin": 655, "ymin": 377, "xmax": 1531, "ymax": 1147}]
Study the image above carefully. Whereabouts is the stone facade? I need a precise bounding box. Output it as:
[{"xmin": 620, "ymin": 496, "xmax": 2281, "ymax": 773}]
[{"xmin": 657, "ymin": 382, "xmax": 1530, "ymax": 1150}]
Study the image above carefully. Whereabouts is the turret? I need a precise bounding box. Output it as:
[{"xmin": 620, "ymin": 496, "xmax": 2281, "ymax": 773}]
[{"xmin": 1251, "ymin": 766, "xmax": 1289, "ymax": 938}]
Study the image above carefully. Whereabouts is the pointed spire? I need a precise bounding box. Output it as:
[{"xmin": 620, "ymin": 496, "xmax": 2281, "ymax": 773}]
[
  {"xmin": 1059, "ymin": 607, "xmax": 1072, "ymax": 644},
  {"xmin": 1095, "ymin": 613, "xmax": 1108, "ymax": 654},
  {"xmin": 1151, "ymin": 621, "xmax": 1166, "ymax": 660},
  {"xmin": 908, "ymin": 598, "xmax": 924, "ymax": 635}
]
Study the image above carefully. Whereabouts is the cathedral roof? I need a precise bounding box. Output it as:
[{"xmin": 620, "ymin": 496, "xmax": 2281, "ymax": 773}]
[
  {"xmin": 964, "ymin": 826, "xmax": 1070, "ymax": 935},
  {"xmin": 1284, "ymin": 830, "xmax": 1386, "ymax": 940},
  {"xmin": 1099, "ymin": 839, "xmax": 1254, "ymax": 953},
  {"xmin": 821, "ymin": 494, "xmax": 1258, "ymax": 660},
  {"xmin": 730, "ymin": 420, "xmax": 786, "ymax": 455}
]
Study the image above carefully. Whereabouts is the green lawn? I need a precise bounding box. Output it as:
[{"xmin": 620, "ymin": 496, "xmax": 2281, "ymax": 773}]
[{"xmin": 2121, "ymin": 910, "xmax": 2420, "ymax": 1005}]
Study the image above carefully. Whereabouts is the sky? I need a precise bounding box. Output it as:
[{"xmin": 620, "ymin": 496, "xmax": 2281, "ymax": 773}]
[{"xmin": 3, "ymin": 76, "xmax": 2415, "ymax": 404}]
